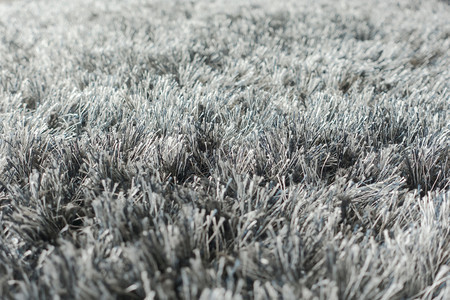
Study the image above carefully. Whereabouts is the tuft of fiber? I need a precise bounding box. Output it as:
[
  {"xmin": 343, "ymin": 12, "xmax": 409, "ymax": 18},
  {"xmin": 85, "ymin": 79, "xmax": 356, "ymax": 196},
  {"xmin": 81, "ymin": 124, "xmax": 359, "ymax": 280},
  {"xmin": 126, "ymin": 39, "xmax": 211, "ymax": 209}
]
[{"xmin": 0, "ymin": 0, "xmax": 449, "ymax": 299}]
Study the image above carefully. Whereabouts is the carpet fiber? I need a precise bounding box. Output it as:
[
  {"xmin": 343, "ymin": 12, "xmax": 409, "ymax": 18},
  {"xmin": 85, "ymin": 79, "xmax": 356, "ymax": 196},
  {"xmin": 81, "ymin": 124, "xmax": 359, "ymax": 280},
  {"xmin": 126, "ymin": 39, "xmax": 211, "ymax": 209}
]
[{"xmin": 0, "ymin": 0, "xmax": 449, "ymax": 299}]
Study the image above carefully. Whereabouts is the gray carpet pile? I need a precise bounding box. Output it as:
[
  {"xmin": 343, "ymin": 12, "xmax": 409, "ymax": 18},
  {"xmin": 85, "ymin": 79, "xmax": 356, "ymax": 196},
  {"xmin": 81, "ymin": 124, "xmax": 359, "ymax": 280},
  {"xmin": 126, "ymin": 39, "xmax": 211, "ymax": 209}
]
[{"xmin": 0, "ymin": 0, "xmax": 449, "ymax": 299}]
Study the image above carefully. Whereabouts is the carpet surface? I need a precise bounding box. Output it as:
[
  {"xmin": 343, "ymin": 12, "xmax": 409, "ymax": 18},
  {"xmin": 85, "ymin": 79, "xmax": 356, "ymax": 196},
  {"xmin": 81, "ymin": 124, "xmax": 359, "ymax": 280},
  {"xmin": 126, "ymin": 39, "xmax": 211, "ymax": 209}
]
[{"xmin": 0, "ymin": 0, "xmax": 449, "ymax": 299}]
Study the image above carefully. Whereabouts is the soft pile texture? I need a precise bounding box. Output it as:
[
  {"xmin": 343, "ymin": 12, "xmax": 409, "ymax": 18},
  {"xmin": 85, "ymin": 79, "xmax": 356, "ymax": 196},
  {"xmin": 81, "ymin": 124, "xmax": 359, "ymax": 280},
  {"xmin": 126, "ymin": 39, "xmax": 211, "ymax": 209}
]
[{"xmin": 0, "ymin": 0, "xmax": 449, "ymax": 299}]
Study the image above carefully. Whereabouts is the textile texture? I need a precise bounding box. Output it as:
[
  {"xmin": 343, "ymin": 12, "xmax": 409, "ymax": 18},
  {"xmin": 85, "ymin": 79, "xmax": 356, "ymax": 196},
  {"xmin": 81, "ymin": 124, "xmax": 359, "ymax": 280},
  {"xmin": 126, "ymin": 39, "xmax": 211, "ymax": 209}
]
[{"xmin": 0, "ymin": 0, "xmax": 449, "ymax": 299}]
